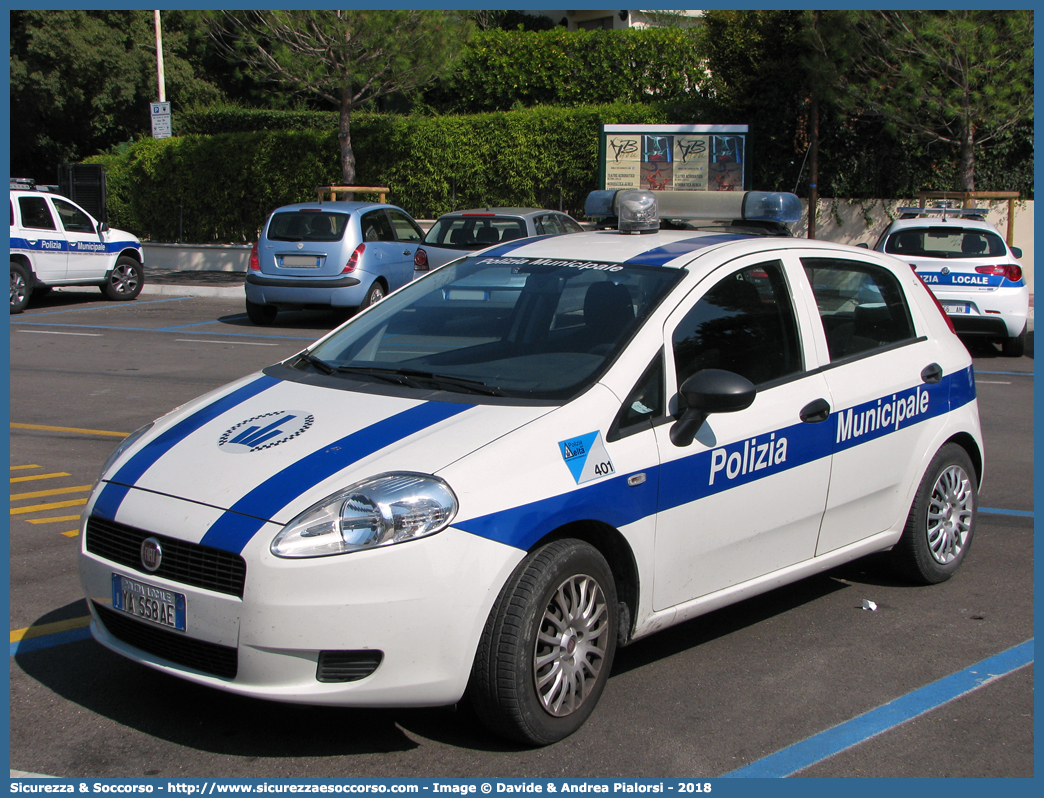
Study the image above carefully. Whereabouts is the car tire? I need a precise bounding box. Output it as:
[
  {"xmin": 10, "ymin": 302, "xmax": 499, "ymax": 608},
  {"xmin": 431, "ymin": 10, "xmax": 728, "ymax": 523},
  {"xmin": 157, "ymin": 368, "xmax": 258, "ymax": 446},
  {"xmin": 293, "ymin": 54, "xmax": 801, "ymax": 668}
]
[
  {"xmin": 245, "ymin": 299, "xmax": 278, "ymax": 325},
  {"xmin": 10, "ymin": 261, "xmax": 30, "ymax": 314},
  {"xmin": 889, "ymin": 443, "xmax": 977, "ymax": 585},
  {"xmin": 101, "ymin": 256, "xmax": 144, "ymax": 301},
  {"xmin": 470, "ymin": 539, "xmax": 618, "ymax": 746},
  {"xmin": 1001, "ymin": 330, "xmax": 1026, "ymax": 358},
  {"xmin": 362, "ymin": 281, "xmax": 386, "ymax": 308}
]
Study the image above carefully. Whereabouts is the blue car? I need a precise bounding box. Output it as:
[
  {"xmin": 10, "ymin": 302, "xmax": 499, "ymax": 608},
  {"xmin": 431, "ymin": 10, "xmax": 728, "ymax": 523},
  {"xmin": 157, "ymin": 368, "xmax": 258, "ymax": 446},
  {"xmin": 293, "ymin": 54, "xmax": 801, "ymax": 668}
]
[{"xmin": 245, "ymin": 201, "xmax": 424, "ymax": 325}]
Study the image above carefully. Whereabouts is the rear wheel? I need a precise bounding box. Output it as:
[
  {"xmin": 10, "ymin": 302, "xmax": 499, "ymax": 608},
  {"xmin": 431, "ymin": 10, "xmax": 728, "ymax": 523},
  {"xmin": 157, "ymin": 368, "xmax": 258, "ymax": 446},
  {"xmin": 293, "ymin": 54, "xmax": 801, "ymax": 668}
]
[
  {"xmin": 101, "ymin": 256, "xmax": 143, "ymax": 301},
  {"xmin": 361, "ymin": 280, "xmax": 386, "ymax": 308},
  {"xmin": 1001, "ymin": 330, "xmax": 1026, "ymax": 358},
  {"xmin": 890, "ymin": 443, "xmax": 977, "ymax": 585},
  {"xmin": 470, "ymin": 539, "xmax": 618, "ymax": 745},
  {"xmin": 10, "ymin": 261, "xmax": 30, "ymax": 314},
  {"xmin": 245, "ymin": 299, "xmax": 278, "ymax": 325}
]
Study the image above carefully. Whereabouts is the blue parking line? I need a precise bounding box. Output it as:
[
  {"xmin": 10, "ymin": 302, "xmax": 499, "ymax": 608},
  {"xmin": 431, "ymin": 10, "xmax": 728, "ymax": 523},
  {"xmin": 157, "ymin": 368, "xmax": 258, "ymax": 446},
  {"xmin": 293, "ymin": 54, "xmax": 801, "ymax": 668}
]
[
  {"xmin": 10, "ymin": 627, "xmax": 93, "ymax": 657},
  {"xmin": 721, "ymin": 639, "xmax": 1034, "ymax": 778},
  {"xmin": 976, "ymin": 370, "xmax": 1033, "ymax": 377},
  {"xmin": 8, "ymin": 296, "xmax": 193, "ymax": 318},
  {"xmin": 979, "ymin": 507, "xmax": 1034, "ymax": 518}
]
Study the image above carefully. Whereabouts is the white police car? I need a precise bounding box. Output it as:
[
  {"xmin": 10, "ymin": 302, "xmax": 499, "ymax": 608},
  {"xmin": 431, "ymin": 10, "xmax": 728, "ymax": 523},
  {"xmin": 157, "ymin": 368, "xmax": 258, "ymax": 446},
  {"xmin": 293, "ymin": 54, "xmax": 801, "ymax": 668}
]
[
  {"xmin": 10, "ymin": 178, "xmax": 144, "ymax": 313},
  {"xmin": 873, "ymin": 207, "xmax": 1029, "ymax": 356},
  {"xmin": 80, "ymin": 189, "xmax": 982, "ymax": 745}
]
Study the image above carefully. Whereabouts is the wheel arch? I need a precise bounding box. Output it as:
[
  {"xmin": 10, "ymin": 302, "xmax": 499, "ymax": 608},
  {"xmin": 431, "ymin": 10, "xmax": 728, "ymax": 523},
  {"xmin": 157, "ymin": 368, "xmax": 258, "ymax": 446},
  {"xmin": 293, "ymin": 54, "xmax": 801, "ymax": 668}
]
[
  {"xmin": 10, "ymin": 253, "xmax": 35, "ymax": 279},
  {"xmin": 946, "ymin": 431, "xmax": 983, "ymax": 488},
  {"xmin": 531, "ymin": 519, "xmax": 640, "ymax": 646}
]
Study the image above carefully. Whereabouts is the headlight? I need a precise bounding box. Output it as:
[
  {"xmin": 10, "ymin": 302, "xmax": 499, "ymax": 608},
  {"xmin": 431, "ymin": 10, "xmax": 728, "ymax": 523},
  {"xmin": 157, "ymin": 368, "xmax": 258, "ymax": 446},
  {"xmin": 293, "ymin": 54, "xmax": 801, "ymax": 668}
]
[
  {"xmin": 97, "ymin": 422, "xmax": 154, "ymax": 483},
  {"xmin": 271, "ymin": 472, "xmax": 458, "ymax": 558}
]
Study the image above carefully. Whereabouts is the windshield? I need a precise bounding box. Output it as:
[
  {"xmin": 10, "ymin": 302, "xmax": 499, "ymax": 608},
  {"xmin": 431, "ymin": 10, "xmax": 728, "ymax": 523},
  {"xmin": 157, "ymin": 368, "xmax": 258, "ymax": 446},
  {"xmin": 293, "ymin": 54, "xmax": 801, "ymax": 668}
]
[
  {"xmin": 423, "ymin": 215, "xmax": 527, "ymax": 250},
  {"xmin": 885, "ymin": 227, "xmax": 1007, "ymax": 259},
  {"xmin": 302, "ymin": 255, "xmax": 683, "ymax": 400}
]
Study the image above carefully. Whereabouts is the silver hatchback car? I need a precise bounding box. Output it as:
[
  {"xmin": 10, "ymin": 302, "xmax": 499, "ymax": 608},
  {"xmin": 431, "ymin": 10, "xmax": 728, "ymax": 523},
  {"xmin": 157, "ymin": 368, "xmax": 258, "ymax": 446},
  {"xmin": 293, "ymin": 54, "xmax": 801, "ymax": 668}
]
[{"xmin": 245, "ymin": 201, "xmax": 424, "ymax": 325}]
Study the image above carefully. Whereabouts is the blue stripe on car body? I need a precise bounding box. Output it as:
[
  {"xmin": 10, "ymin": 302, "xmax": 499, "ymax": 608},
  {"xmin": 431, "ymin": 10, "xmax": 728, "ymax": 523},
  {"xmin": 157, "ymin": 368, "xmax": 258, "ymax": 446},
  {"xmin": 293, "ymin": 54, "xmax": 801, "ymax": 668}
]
[
  {"xmin": 623, "ymin": 234, "xmax": 750, "ymax": 267},
  {"xmin": 92, "ymin": 375, "xmax": 282, "ymax": 520},
  {"xmin": 457, "ymin": 368, "xmax": 975, "ymax": 551},
  {"xmin": 200, "ymin": 400, "xmax": 474, "ymax": 553},
  {"xmin": 10, "ymin": 237, "xmax": 141, "ymax": 256}
]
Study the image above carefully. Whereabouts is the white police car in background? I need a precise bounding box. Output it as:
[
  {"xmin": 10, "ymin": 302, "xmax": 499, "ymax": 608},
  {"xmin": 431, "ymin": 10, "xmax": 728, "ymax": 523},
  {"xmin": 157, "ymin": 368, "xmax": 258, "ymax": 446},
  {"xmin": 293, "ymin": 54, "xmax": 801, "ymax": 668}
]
[
  {"xmin": 10, "ymin": 178, "xmax": 144, "ymax": 313},
  {"xmin": 80, "ymin": 188, "xmax": 982, "ymax": 745},
  {"xmin": 873, "ymin": 207, "xmax": 1029, "ymax": 357}
]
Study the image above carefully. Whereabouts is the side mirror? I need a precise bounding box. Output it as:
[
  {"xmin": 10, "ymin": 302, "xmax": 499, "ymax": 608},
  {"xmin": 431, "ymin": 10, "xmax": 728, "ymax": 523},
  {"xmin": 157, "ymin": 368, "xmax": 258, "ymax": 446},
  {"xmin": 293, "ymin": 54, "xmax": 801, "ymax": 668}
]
[
  {"xmin": 98, "ymin": 222, "xmax": 109, "ymax": 234},
  {"xmin": 669, "ymin": 369, "xmax": 757, "ymax": 447},
  {"xmin": 1011, "ymin": 246, "xmax": 1023, "ymax": 259},
  {"xmin": 856, "ymin": 242, "xmax": 869, "ymax": 249}
]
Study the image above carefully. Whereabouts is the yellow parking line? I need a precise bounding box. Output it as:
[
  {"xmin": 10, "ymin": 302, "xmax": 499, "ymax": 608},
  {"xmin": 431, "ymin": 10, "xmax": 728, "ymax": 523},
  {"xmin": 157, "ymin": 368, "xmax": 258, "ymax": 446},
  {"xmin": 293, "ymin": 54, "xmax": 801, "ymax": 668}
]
[
  {"xmin": 10, "ymin": 465, "xmax": 41, "ymax": 471},
  {"xmin": 61, "ymin": 530, "xmax": 79, "ymax": 538},
  {"xmin": 26, "ymin": 515, "xmax": 82, "ymax": 525},
  {"xmin": 11, "ymin": 423, "xmax": 128, "ymax": 438},
  {"xmin": 10, "ymin": 499, "xmax": 88, "ymax": 515},
  {"xmin": 11, "ymin": 616, "xmax": 92, "ymax": 643},
  {"xmin": 11, "ymin": 472, "xmax": 71, "ymax": 484},
  {"xmin": 11, "ymin": 484, "xmax": 92, "ymax": 501}
]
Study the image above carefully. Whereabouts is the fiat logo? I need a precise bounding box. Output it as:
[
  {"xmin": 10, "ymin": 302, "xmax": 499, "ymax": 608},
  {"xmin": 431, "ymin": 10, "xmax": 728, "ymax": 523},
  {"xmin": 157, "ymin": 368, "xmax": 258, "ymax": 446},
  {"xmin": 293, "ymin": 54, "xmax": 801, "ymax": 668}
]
[
  {"xmin": 941, "ymin": 267, "xmax": 951, "ymax": 275},
  {"xmin": 140, "ymin": 537, "xmax": 163, "ymax": 572}
]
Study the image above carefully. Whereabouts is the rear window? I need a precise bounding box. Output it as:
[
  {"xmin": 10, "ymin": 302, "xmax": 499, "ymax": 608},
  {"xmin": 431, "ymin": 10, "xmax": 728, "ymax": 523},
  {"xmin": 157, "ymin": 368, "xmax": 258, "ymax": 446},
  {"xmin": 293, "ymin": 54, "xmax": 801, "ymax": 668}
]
[
  {"xmin": 423, "ymin": 216, "xmax": 527, "ymax": 250},
  {"xmin": 885, "ymin": 227, "xmax": 1007, "ymax": 259},
  {"xmin": 267, "ymin": 211, "xmax": 349, "ymax": 243}
]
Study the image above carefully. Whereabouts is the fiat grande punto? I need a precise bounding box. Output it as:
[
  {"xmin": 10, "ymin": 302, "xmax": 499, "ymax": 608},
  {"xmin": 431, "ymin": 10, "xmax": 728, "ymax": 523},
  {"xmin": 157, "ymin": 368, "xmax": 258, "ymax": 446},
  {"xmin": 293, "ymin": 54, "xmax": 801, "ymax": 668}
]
[{"xmin": 81, "ymin": 190, "xmax": 982, "ymax": 745}]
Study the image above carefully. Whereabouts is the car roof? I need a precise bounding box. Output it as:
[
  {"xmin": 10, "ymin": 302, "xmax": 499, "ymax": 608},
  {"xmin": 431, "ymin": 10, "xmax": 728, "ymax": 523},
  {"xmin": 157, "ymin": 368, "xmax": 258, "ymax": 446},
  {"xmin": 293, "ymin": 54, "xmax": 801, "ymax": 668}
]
[
  {"xmin": 438, "ymin": 208, "xmax": 568, "ymax": 219},
  {"xmin": 886, "ymin": 216, "xmax": 1002, "ymax": 234},
  {"xmin": 478, "ymin": 227, "xmax": 881, "ymax": 271},
  {"xmin": 271, "ymin": 201, "xmax": 402, "ymax": 214}
]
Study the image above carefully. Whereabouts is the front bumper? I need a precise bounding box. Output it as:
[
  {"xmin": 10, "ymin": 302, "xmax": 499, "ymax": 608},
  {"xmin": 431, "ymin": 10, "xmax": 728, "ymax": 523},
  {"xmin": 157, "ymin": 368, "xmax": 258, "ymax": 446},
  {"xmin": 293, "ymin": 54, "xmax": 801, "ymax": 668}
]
[{"xmin": 80, "ymin": 515, "xmax": 522, "ymax": 708}]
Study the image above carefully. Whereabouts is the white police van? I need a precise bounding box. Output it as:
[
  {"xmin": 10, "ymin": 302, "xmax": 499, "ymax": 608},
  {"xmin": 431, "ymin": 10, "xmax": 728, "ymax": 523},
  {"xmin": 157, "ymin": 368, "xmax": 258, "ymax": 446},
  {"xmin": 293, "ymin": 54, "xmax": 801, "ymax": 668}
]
[
  {"xmin": 10, "ymin": 178, "xmax": 144, "ymax": 313},
  {"xmin": 80, "ymin": 189, "xmax": 982, "ymax": 745},
  {"xmin": 873, "ymin": 206, "xmax": 1029, "ymax": 357}
]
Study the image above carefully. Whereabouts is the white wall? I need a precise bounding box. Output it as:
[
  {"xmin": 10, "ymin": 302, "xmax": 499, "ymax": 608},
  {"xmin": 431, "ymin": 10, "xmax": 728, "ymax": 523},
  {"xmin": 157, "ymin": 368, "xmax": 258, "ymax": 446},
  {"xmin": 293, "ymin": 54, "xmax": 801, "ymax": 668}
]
[{"xmin": 793, "ymin": 199, "xmax": 1035, "ymax": 295}]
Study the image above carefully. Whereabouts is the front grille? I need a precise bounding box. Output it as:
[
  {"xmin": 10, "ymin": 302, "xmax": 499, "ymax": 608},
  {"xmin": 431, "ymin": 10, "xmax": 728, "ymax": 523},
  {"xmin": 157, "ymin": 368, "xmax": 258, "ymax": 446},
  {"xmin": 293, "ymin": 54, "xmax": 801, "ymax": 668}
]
[
  {"xmin": 317, "ymin": 650, "xmax": 383, "ymax": 683},
  {"xmin": 86, "ymin": 516, "xmax": 246, "ymax": 598},
  {"xmin": 94, "ymin": 603, "xmax": 238, "ymax": 679}
]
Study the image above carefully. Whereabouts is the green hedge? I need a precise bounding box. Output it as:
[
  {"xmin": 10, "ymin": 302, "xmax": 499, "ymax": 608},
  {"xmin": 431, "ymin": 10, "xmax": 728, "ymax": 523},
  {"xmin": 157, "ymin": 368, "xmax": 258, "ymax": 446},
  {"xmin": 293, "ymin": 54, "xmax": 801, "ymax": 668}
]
[
  {"xmin": 427, "ymin": 28, "xmax": 708, "ymax": 113},
  {"xmin": 88, "ymin": 103, "xmax": 672, "ymax": 242}
]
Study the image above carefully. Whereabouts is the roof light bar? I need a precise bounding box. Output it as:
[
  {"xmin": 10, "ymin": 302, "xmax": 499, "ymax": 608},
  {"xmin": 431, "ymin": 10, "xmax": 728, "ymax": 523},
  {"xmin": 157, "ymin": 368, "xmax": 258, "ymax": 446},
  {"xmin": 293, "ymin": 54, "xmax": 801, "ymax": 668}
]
[{"xmin": 585, "ymin": 189, "xmax": 802, "ymax": 227}]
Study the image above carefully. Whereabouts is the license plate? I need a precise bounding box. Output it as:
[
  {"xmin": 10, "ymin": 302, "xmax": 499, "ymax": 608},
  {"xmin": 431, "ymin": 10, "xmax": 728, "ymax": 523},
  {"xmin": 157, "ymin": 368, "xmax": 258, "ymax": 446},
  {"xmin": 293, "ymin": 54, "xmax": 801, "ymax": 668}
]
[
  {"xmin": 111, "ymin": 574, "xmax": 186, "ymax": 632},
  {"xmin": 280, "ymin": 255, "xmax": 321, "ymax": 268},
  {"xmin": 942, "ymin": 303, "xmax": 970, "ymax": 315}
]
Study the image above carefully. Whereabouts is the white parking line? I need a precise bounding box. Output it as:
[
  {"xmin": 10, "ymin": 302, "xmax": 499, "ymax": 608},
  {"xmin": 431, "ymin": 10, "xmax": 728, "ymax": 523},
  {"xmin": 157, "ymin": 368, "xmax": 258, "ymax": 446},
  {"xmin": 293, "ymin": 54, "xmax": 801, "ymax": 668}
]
[
  {"xmin": 175, "ymin": 339, "xmax": 279, "ymax": 346},
  {"xmin": 18, "ymin": 330, "xmax": 103, "ymax": 337},
  {"xmin": 977, "ymin": 380, "xmax": 1012, "ymax": 385}
]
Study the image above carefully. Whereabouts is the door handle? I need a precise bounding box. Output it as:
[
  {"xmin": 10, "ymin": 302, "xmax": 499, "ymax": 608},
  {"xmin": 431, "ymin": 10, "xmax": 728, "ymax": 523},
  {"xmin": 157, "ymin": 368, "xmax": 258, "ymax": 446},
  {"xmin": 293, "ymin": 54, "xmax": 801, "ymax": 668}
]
[
  {"xmin": 800, "ymin": 398, "xmax": 831, "ymax": 423},
  {"xmin": 921, "ymin": 363, "xmax": 943, "ymax": 384}
]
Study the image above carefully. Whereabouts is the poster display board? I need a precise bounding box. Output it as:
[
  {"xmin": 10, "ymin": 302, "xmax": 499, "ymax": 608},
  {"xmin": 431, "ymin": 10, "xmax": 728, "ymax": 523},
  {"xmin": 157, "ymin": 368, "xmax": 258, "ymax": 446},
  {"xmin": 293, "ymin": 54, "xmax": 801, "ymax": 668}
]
[{"xmin": 599, "ymin": 124, "xmax": 748, "ymax": 192}]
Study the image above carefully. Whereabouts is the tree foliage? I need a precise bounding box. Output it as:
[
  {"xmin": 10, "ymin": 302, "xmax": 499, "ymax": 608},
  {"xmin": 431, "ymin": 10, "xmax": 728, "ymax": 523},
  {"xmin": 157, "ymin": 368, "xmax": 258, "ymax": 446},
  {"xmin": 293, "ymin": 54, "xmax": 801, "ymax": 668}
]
[
  {"xmin": 204, "ymin": 10, "xmax": 473, "ymax": 184},
  {"xmin": 811, "ymin": 10, "xmax": 1034, "ymax": 190},
  {"xmin": 10, "ymin": 10, "xmax": 223, "ymax": 182}
]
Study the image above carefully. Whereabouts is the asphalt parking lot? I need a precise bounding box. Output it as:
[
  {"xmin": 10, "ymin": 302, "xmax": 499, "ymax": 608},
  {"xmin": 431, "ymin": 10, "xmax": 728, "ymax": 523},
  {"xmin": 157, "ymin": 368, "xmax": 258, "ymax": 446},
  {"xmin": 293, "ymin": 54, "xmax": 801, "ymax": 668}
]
[{"xmin": 7, "ymin": 287, "xmax": 1034, "ymax": 779}]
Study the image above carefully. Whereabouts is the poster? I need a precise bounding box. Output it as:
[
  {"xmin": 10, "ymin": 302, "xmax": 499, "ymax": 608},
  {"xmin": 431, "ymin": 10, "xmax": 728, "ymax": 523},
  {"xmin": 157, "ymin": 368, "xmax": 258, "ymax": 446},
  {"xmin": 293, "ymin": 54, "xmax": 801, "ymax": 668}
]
[{"xmin": 601, "ymin": 125, "xmax": 747, "ymax": 192}]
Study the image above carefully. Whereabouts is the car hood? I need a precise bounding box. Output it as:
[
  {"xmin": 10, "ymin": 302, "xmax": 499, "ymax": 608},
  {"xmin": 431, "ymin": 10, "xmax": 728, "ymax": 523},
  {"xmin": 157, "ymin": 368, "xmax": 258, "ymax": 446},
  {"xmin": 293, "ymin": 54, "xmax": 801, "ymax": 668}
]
[{"xmin": 91, "ymin": 372, "xmax": 555, "ymax": 540}]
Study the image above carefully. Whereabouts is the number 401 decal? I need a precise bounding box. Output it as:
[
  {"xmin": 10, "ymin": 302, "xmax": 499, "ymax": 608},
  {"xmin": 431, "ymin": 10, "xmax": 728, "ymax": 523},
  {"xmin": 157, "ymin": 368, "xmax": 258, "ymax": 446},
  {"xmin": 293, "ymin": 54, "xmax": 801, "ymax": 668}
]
[{"xmin": 559, "ymin": 431, "xmax": 616, "ymax": 485}]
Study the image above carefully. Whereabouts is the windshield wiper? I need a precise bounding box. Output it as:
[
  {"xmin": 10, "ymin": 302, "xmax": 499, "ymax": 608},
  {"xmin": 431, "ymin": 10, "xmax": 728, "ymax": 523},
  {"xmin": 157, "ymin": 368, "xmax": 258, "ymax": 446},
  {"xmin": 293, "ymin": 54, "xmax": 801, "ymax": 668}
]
[
  {"xmin": 298, "ymin": 353, "xmax": 335, "ymax": 375},
  {"xmin": 334, "ymin": 366, "xmax": 423, "ymax": 388},
  {"xmin": 394, "ymin": 369, "xmax": 506, "ymax": 396},
  {"xmin": 334, "ymin": 366, "xmax": 504, "ymax": 396}
]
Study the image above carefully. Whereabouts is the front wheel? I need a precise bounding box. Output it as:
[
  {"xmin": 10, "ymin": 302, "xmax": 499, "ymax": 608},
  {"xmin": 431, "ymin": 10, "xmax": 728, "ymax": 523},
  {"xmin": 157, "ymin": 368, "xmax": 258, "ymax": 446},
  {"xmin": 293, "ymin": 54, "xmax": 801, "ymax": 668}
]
[
  {"xmin": 889, "ymin": 443, "xmax": 977, "ymax": 585},
  {"xmin": 470, "ymin": 539, "xmax": 618, "ymax": 745},
  {"xmin": 101, "ymin": 256, "xmax": 143, "ymax": 301},
  {"xmin": 11, "ymin": 261, "xmax": 30, "ymax": 314}
]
